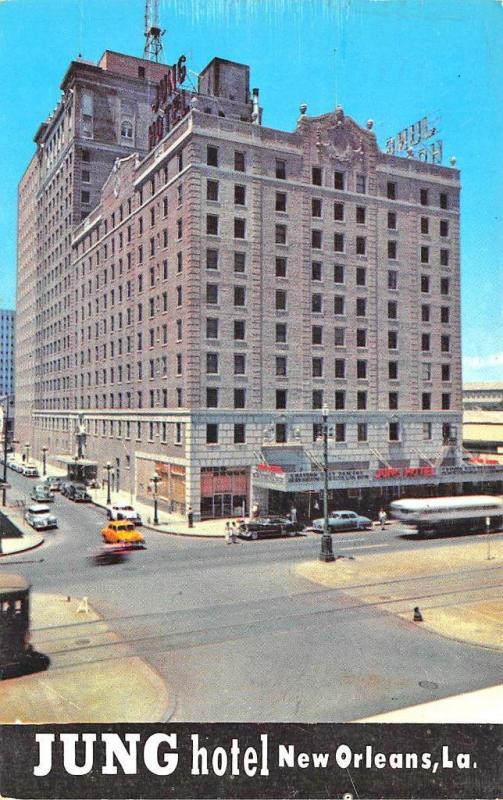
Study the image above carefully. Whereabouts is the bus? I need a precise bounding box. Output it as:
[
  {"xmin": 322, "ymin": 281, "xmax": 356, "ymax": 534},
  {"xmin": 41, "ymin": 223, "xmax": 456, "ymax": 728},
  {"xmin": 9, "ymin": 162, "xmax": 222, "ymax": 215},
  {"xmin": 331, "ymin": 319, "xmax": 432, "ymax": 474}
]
[{"xmin": 389, "ymin": 495, "xmax": 503, "ymax": 535}]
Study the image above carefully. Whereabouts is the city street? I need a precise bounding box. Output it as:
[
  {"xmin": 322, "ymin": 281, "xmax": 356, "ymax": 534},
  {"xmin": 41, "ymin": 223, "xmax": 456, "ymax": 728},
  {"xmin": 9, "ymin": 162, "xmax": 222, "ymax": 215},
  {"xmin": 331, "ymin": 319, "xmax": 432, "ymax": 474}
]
[{"xmin": 2, "ymin": 468, "xmax": 502, "ymax": 722}]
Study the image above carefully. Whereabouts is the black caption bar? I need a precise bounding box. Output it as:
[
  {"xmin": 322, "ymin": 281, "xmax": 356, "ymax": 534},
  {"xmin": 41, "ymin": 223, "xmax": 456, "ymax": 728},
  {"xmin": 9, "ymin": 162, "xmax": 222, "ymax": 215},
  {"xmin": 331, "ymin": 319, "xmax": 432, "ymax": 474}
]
[{"xmin": 0, "ymin": 723, "xmax": 500, "ymax": 799}]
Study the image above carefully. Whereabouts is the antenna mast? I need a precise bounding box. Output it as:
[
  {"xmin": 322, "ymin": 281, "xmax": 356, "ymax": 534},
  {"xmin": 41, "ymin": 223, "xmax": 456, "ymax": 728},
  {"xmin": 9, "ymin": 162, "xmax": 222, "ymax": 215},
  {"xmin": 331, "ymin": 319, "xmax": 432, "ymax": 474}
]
[{"xmin": 144, "ymin": 0, "xmax": 165, "ymax": 62}]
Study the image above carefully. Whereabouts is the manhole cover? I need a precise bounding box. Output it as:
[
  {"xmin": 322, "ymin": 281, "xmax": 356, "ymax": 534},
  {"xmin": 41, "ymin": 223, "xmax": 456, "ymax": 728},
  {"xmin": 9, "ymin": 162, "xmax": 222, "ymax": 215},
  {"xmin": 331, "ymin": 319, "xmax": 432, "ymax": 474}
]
[
  {"xmin": 75, "ymin": 639, "xmax": 91, "ymax": 645},
  {"xmin": 419, "ymin": 680, "xmax": 439, "ymax": 690}
]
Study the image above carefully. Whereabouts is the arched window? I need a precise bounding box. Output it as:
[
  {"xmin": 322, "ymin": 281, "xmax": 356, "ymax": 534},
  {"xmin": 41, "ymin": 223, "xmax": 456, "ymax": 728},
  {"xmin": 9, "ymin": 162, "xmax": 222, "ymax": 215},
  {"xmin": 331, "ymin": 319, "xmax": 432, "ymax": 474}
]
[{"xmin": 121, "ymin": 120, "xmax": 133, "ymax": 141}]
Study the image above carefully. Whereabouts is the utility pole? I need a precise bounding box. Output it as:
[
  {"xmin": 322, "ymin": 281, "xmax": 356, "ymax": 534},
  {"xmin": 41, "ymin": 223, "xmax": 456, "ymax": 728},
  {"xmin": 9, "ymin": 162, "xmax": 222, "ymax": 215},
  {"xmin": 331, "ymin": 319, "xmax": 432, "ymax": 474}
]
[
  {"xmin": 1, "ymin": 396, "xmax": 11, "ymax": 507},
  {"xmin": 319, "ymin": 404, "xmax": 335, "ymax": 562}
]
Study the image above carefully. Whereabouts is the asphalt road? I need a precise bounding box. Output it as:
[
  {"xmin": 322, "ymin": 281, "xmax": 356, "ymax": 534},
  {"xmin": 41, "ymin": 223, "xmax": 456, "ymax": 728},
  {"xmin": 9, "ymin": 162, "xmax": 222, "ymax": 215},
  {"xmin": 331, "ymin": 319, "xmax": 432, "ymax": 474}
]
[{"xmin": 2, "ymin": 469, "xmax": 502, "ymax": 721}]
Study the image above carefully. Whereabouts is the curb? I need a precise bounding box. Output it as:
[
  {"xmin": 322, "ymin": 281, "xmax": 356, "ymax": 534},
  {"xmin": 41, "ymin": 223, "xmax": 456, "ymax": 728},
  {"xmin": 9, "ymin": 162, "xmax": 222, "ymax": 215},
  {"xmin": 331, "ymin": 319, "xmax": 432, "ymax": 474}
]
[
  {"xmin": 142, "ymin": 523, "xmax": 224, "ymax": 539},
  {"xmin": 0, "ymin": 510, "xmax": 45, "ymax": 557},
  {"xmin": 90, "ymin": 496, "xmax": 224, "ymax": 539},
  {"xmin": 0, "ymin": 535, "xmax": 45, "ymax": 558}
]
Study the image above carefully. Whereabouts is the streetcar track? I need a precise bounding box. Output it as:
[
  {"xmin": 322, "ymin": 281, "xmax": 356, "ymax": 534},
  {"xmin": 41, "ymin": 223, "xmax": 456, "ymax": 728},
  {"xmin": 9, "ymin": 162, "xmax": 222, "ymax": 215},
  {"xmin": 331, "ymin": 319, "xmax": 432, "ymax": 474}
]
[
  {"xmin": 37, "ymin": 580, "xmax": 503, "ymax": 660},
  {"xmin": 31, "ymin": 561, "xmax": 503, "ymax": 638}
]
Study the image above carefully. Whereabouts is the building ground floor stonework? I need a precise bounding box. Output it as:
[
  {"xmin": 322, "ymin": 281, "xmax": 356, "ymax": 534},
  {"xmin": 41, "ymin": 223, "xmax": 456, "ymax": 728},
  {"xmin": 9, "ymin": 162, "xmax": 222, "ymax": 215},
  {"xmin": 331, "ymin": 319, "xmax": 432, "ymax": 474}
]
[{"xmin": 22, "ymin": 409, "xmax": 503, "ymax": 521}]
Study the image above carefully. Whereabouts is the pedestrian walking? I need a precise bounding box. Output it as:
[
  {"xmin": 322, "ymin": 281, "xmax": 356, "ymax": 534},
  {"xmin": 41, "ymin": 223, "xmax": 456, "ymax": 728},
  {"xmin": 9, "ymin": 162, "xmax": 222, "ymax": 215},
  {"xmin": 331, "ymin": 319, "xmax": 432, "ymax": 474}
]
[
  {"xmin": 290, "ymin": 506, "xmax": 297, "ymax": 524},
  {"xmin": 225, "ymin": 521, "xmax": 232, "ymax": 545},
  {"xmin": 231, "ymin": 520, "xmax": 238, "ymax": 543},
  {"xmin": 379, "ymin": 508, "xmax": 387, "ymax": 530}
]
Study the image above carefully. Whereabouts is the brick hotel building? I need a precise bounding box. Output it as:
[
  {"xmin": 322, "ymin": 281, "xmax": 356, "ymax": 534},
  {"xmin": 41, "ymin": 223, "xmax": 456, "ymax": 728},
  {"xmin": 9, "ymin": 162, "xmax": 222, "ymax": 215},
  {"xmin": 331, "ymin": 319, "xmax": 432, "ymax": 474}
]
[{"xmin": 17, "ymin": 50, "xmax": 503, "ymax": 519}]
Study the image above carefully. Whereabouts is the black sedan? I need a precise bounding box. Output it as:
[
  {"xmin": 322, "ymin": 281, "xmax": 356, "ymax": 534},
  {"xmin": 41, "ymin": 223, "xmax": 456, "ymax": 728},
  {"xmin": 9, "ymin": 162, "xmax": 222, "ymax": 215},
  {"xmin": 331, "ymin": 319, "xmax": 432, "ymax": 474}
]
[
  {"xmin": 67, "ymin": 483, "xmax": 92, "ymax": 502},
  {"xmin": 238, "ymin": 517, "xmax": 304, "ymax": 540}
]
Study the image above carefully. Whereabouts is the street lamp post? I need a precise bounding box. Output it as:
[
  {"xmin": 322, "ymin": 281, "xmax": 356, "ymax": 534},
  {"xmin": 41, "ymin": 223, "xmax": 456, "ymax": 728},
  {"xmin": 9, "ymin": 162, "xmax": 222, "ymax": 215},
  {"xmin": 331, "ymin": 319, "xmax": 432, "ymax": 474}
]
[
  {"xmin": 319, "ymin": 404, "xmax": 335, "ymax": 563},
  {"xmin": 1, "ymin": 395, "xmax": 13, "ymax": 507},
  {"xmin": 105, "ymin": 462, "xmax": 112, "ymax": 506},
  {"xmin": 151, "ymin": 474, "xmax": 160, "ymax": 525},
  {"xmin": 41, "ymin": 446, "xmax": 48, "ymax": 477}
]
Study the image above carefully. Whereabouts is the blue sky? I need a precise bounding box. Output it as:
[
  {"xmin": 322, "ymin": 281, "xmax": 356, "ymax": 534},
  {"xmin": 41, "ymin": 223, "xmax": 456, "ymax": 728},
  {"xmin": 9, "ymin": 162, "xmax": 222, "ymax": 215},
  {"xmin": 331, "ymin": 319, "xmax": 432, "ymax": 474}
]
[{"xmin": 0, "ymin": 0, "xmax": 502, "ymax": 381}]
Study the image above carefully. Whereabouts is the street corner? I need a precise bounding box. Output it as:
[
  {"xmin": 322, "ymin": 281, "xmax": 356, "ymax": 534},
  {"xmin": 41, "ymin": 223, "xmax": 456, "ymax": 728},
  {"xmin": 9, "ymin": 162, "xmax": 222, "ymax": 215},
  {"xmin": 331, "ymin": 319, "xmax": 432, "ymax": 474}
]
[
  {"xmin": 0, "ymin": 507, "xmax": 45, "ymax": 556},
  {"xmin": 0, "ymin": 656, "xmax": 171, "ymax": 724},
  {"xmin": 398, "ymin": 599, "xmax": 503, "ymax": 652},
  {"xmin": 295, "ymin": 541, "xmax": 503, "ymax": 652},
  {"xmin": 0, "ymin": 593, "xmax": 171, "ymax": 723},
  {"xmin": 0, "ymin": 531, "xmax": 44, "ymax": 556}
]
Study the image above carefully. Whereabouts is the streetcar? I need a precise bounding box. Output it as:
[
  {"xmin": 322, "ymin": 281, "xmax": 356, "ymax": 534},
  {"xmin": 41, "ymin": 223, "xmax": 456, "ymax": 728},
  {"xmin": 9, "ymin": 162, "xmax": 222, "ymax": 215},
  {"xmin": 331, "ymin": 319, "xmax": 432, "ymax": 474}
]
[
  {"xmin": 0, "ymin": 573, "xmax": 50, "ymax": 680},
  {"xmin": 389, "ymin": 495, "xmax": 503, "ymax": 535}
]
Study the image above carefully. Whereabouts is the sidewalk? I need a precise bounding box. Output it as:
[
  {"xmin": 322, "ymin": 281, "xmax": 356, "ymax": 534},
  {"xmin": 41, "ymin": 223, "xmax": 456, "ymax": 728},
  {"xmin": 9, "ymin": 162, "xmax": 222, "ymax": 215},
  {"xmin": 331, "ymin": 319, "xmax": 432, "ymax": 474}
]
[
  {"xmin": 0, "ymin": 504, "xmax": 44, "ymax": 557},
  {"xmin": 89, "ymin": 485, "xmax": 240, "ymax": 538},
  {"xmin": 0, "ymin": 593, "xmax": 171, "ymax": 723},
  {"xmin": 296, "ymin": 536, "xmax": 503, "ymax": 651},
  {"xmin": 17, "ymin": 455, "xmax": 235, "ymax": 538}
]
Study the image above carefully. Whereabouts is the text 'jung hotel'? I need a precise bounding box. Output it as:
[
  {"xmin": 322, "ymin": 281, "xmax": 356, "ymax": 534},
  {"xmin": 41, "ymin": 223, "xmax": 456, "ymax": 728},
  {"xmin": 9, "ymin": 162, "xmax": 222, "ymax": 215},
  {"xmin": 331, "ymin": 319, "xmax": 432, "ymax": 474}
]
[{"xmin": 17, "ymin": 47, "xmax": 502, "ymax": 520}]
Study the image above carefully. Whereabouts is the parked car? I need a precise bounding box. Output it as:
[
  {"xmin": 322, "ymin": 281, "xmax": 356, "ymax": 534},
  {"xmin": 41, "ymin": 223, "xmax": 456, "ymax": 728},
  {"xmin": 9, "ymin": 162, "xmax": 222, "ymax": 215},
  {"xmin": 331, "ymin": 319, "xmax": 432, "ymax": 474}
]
[
  {"xmin": 67, "ymin": 483, "xmax": 91, "ymax": 502},
  {"xmin": 30, "ymin": 485, "xmax": 55, "ymax": 503},
  {"xmin": 106, "ymin": 502, "xmax": 142, "ymax": 524},
  {"xmin": 24, "ymin": 504, "xmax": 58, "ymax": 530},
  {"xmin": 312, "ymin": 510, "xmax": 372, "ymax": 532},
  {"xmin": 43, "ymin": 476, "xmax": 64, "ymax": 492},
  {"xmin": 101, "ymin": 520, "xmax": 145, "ymax": 548},
  {"xmin": 238, "ymin": 516, "xmax": 304, "ymax": 540},
  {"xmin": 60, "ymin": 481, "xmax": 75, "ymax": 497},
  {"xmin": 9, "ymin": 461, "xmax": 23, "ymax": 473},
  {"xmin": 22, "ymin": 465, "xmax": 40, "ymax": 478}
]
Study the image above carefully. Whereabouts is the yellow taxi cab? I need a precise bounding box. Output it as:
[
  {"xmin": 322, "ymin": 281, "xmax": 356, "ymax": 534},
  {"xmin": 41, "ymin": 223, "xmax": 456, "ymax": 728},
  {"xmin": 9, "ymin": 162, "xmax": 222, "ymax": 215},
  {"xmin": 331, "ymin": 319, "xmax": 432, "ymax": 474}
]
[{"xmin": 100, "ymin": 520, "xmax": 145, "ymax": 548}]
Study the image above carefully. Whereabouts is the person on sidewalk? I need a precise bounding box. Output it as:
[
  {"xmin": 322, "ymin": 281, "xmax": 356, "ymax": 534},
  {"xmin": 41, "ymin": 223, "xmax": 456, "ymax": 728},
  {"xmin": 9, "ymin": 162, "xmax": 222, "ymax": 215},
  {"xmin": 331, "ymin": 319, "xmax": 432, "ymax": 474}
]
[
  {"xmin": 225, "ymin": 521, "xmax": 232, "ymax": 545},
  {"xmin": 290, "ymin": 506, "xmax": 297, "ymax": 524},
  {"xmin": 231, "ymin": 521, "xmax": 238, "ymax": 543},
  {"xmin": 379, "ymin": 509, "xmax": 387, "ymax": 530}
]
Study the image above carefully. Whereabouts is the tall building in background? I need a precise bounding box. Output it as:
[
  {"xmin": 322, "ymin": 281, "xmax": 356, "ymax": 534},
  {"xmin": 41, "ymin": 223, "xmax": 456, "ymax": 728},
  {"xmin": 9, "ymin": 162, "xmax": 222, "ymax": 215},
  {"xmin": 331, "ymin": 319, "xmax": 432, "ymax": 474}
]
[
  {"xmin": 0, "ymin": 308, "xmax": 15, "ymax": 448},
  {"xmin": 0, "ymin": 310, "xmax": 15, "ymax": 397},
  {"xmin": 17, "ymin": 47, "xmax": 503, "ymax": 519}
]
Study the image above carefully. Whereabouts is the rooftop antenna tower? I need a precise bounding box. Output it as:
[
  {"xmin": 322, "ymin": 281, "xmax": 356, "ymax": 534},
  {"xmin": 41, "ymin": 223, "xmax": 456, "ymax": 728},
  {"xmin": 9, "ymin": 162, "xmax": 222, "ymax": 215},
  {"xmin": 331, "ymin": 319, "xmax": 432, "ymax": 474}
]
[{"xmin": 144, "ymin": 0, "xmax": 165, "ymax": 62}]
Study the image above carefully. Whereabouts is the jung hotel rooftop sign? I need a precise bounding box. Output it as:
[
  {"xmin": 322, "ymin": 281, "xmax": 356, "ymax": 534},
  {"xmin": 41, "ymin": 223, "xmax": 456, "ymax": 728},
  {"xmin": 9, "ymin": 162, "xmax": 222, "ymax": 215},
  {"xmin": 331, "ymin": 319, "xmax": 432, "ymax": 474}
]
[
  {"xmin": 148, "ymin": 55, "xmax": 190, "ymax": 150},
  {"xmin": 386, "ymin": 116, "xmax": 442, "ymax": 163}
]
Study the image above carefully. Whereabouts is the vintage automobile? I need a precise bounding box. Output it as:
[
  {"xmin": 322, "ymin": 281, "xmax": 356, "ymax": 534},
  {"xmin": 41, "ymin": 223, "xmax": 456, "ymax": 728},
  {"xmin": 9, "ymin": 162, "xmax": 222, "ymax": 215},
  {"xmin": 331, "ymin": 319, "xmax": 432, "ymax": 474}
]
[
  {"xmin": 30, "ymin": 485, "xmax": 55, "ymax": 504},
  {"xmin": 100, "ymin": 520, "xmax": 145, "ymax": 548},
  {"xmin": 43, "ymin": 476, "xmax": 64, "ymax": 492},
  {"xmin": 90, "ymin": 544, "xmax": 130, "ymax": 566},
  {"xmin": 106, "ymin": 502, "xmax": 142, "ymax": 525},
  {"xmin": 24, "ymin": 504, "xmax": 58, "ymax": 531},
  {"xmin": 238, "ymin": 516, "xmax": 304, "ymax": 540},
  {"xmin": 22, "ymin": 465, "xmax": 40, "ymax": 478},
  {"xmin": 312, "ymin": 510, "xmax": 372, "ymax": 532},
  {"xmin": 67, "ymin": 483, "xmax": 92, "ymax": 502}
]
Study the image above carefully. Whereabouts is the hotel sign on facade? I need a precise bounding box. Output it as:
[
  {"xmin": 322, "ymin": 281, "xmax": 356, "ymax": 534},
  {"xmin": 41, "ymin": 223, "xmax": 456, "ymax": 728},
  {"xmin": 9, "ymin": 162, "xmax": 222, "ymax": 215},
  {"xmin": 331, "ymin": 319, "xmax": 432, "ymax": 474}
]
[{"xmin": 252, "ymin": 464, "xmax": 503, "ymax": 492}]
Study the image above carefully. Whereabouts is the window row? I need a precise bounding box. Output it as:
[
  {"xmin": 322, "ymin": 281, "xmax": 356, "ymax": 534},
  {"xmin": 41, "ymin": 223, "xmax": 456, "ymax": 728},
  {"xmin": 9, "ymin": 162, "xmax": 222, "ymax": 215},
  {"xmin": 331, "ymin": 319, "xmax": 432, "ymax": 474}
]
[
  {"xmin": 206, "ymin": 148, "xmax": 453, "ymax": 209},
  {"xmin": 204, "ymin": 418, "xmax": 453, "ymax": 446}
]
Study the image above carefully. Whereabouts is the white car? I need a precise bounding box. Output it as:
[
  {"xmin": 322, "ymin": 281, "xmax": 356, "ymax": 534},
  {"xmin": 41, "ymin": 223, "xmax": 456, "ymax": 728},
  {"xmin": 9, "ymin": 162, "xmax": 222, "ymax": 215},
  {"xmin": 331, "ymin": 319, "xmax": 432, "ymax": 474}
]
[
  {"xmin": 22, "ymin": 465, "xmax": 40, "ymax": 478},
  {"xmin": 106, "ymin": 502, "xmax": 143, "ymax": 525},
  {"xmin": 25, "ymin": 504, "xmax": 58, "ymax": 530}
]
